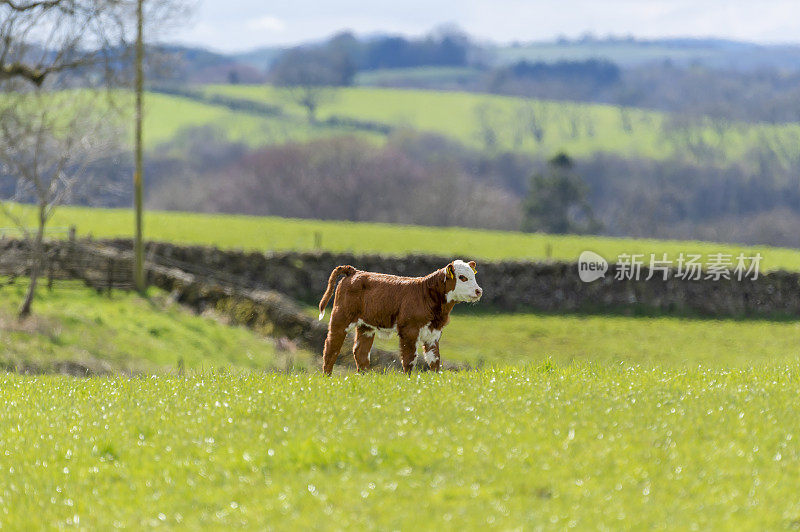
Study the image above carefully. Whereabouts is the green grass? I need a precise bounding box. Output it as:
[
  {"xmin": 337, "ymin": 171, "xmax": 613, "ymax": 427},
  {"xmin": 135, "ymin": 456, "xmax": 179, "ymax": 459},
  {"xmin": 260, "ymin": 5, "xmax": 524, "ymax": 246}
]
[
  {"xmin": 109, "ymin": 92, "xmax": 381, "ymax": 149},
  {"xmin": 420, "ymin": 311, "xmax": 800, "ymax": 368},
  {"xmin": 201, "ymin": 84, "xmax": 800, "ymax": 166},
  {"xmin": 0, "ymin": 279, "xmax": 313, "ymax": 373},
  {"xmin": 3, "ymin": 365, "xmax": 800, "ymax": 529},
  {"xmin": 5, "ymin": 203, "xmax": 798, "ymax": 271}
]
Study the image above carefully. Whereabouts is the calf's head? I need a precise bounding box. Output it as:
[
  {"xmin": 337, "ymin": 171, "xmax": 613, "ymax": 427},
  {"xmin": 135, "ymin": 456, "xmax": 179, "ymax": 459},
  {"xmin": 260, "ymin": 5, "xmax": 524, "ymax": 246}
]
[{"xmin": 445, "ymin": 259, "xmax": 482, "ymax": 303}]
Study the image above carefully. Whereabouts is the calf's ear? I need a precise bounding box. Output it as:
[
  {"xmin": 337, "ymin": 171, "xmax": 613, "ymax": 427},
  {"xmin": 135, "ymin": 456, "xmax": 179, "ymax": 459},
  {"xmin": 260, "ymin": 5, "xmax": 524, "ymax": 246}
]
[
  {"xmin": 468, "ymin": 260, "xmax": 477, "ymax": 273},
  {"xmin": 446, "ymin": 262, "xmax": 455, "ymax": 279}
]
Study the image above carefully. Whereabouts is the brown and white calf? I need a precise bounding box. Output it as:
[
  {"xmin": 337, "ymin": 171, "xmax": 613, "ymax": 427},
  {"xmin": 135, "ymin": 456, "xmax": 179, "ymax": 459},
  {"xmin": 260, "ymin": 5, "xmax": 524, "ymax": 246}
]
[{"xmin": 317, "ymin": 260, "xmax": 482, "ymax": 374}]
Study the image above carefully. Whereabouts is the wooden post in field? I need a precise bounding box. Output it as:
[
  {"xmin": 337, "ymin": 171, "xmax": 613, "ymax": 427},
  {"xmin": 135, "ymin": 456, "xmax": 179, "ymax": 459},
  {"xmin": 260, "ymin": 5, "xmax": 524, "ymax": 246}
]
[{"xmin": 133, "ymin": 0, "xmax": 145, "ymax": 293}]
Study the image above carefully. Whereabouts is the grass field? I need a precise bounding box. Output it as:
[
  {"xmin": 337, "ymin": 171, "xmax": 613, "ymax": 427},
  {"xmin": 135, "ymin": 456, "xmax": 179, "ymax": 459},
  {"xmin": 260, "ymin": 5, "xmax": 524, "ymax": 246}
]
[
  {"xmin": 0, "ymin": 279, "xmax": 313, "ymax": 374},
  {"xmin": 3, "ymin": 365, "xmax": 800, "ymax": 529},
  {"xmin": 27, "ymin": 85, "xmax": 800, "ymax": 168},
  {"xmin": 199, "ymin": 84, "xmax": 800, "ymax": 166},
  {"xmin": 4, "ymin": 203, "xmax": 796, "ymax": 271},
  {"xmin": 142, "ymin": 92, "xmax": 381, "ymax": 149}
]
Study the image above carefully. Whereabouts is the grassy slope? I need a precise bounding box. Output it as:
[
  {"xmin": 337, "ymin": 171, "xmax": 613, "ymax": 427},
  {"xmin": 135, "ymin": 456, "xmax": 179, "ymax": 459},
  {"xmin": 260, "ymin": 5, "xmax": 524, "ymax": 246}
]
[
  {"xmin": 0, "ymin": 279, "xmax": 313, "ymax": 373},
  {"xmin": 8, "ymin": 204, "xmax": 797, "ymax": 271},
  {"xmin": 202, "ymin": 84, "xmax": 800, "ymax": 165},
  {"xmin": 3, "ymin": 366, "xmax": 800, "ymax": 529},
  {"xmin": 40, "ymin": 85, "xmax": 800, "ymax": 165},
  {"xmin": 139, "ymin": 92, "xmax": 380, "ymax": 149}
]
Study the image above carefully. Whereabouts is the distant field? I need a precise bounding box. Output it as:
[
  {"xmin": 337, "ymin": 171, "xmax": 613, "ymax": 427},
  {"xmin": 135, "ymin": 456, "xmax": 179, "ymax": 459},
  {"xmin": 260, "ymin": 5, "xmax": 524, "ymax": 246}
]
[
  {"xmin": 3, "ymin": 365, "xmax": 800, "ymax": 529},
  {"xmin": 6, "ymin": 204, "xmax": 794, "ymax": 271},
  {"xmin": 0, "ymin": 279, "xmax": 313, "ymax": 373},
  {"xmin": 201, "ymin": 84, "xmax": 800, "ymax": 166},
  {"xmin": 142, "ymin": 92, "xmax": 381, "ymax": 148},
  {"xmin": 49, "ymin": 86, "xmax": 800, "ymax": 167},
  {"xmin": 3, "ymin": 203, "xmax": 798, "ymax": 268}
]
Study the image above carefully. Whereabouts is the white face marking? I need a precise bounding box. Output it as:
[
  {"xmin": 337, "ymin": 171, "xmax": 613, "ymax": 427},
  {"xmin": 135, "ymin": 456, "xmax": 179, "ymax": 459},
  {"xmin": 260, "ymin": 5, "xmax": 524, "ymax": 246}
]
[
  {"xmin": 318, "ymin": 310, "xmax": 326, "ymax": 321},
  {"xmin": 446, "ymin": 260, "xmax": 482, "ymax": 303}
]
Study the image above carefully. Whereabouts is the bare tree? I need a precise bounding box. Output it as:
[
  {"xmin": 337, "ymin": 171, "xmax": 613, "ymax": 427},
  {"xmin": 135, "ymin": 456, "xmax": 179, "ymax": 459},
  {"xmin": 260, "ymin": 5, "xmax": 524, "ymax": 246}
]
[
  {"xmin": 1, "ymin": 0, "xmax": 128, "ymax": 88},
  {"xmin": 0, "ymin": 0, "xmax": 191, "ymax": 317},
  {"xmin": 1, "ymin": 0, "xmax": 192, "ymax": 88},
  {"xmin": 0, "ymin": 90, "xmax": 120, "ymax": 317},
  {"xmin": 269, "ymin": 47, "xmax": 353, "ymax": 123}
]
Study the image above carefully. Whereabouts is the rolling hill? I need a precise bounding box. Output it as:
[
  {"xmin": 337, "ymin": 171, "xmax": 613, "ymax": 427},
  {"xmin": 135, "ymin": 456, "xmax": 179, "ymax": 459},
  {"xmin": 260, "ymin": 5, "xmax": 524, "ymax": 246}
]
[{"xmin": 136, "ymin": 84, "xmax": 800, "ymax": 169}]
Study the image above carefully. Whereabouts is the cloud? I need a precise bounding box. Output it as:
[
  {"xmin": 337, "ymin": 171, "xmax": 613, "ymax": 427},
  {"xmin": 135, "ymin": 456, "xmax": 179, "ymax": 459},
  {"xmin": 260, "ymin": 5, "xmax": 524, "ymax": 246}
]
[{"xmin": 246, "ymin": 16, "xmax": 286, "ymax": 32}]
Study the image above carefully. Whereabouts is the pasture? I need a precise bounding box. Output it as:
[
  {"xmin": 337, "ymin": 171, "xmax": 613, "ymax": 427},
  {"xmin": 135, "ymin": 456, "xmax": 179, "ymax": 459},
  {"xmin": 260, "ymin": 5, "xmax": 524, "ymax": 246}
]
[
  {"xmin": 200, "ymin": 84, "xmax": 800, "ymax": 166},
  {"xmin": 2, "ymin": 208, "xmax": 799, "ymax": 530},
  {"xmin": 2, "ymin": 365, "xmax": 800, "ymax": 529},
  {"xmin": 4, "ymin": 203, "xmax": 800, "ymax": 270},
  {"xmin": 84, "ymin": 86, "xmax": 800, "ymax": 168}
]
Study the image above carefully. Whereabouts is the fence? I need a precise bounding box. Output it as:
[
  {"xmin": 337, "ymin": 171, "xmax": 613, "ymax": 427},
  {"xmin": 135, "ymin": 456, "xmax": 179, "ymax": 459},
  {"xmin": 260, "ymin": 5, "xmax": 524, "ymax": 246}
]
[{"xmin": 4, "ymin": 237, "xmax": 800, "ymax": 319}]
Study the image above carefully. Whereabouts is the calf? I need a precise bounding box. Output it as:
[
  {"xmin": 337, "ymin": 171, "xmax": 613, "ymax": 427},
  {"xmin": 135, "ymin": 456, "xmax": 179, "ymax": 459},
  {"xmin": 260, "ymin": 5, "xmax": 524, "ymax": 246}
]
[{"xmin": 317, "ymin": 260, "xmax": 482, "ymax": 374}]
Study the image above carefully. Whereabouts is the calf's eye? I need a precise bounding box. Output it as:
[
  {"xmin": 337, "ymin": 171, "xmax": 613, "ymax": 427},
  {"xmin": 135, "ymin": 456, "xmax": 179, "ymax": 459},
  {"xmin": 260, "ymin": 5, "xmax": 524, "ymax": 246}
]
[{"xmin": 458, "ymin": 275, "xmax": 468, "ymax": 282}]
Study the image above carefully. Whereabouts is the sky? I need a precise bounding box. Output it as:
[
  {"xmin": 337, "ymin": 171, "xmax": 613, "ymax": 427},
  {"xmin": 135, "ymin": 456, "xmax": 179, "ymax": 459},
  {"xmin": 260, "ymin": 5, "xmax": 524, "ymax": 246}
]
[{"xmin": 172, "ymin": 0, "xmax": 800, "ymax": 53}]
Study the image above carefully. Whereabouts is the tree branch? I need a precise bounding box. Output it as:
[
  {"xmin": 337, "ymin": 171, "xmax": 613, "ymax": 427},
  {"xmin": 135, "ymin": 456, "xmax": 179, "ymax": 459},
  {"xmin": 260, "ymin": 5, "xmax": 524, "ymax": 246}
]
[{"xmin": 0, "ymin": 0, "xmax": 62, "ymax": 12}]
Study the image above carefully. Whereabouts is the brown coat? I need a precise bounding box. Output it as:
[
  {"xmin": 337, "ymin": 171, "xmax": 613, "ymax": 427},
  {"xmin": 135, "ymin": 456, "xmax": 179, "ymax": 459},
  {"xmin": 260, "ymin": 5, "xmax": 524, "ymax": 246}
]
[{"xmin": 318, "ymin": 260, "xmax": 482, "ymax": 374}]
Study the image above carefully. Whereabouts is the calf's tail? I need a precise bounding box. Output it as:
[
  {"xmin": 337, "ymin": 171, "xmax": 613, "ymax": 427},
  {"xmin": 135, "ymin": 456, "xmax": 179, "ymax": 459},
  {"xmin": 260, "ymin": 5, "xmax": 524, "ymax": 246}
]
[{"xmin": 318, "ymin": 265, "xmax": 356, "ymax": 320}]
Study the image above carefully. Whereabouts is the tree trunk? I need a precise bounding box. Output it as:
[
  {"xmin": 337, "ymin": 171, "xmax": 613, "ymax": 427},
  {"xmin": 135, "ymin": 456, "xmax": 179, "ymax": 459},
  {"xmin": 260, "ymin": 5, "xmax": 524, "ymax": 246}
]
[{"xmin": 18, "ymin": 204, "xmax": 46, "ymax": 319}]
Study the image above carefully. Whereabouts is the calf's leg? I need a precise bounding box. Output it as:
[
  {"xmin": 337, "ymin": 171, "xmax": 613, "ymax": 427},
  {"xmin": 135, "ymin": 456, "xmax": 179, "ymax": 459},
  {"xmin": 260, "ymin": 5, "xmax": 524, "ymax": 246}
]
[
  {"xmin": 425, "ymin": 341, "xmax": 441, "ymax": 372},
  {"xmin": 353, "ymin": 326, "xmax": 375, "ymax": 372},
  {"xmin": 398, "ymin": 326, "xmax": 420, "ymax": 374},
  {"xmin": 322, "ymin": 314, "xmax": 349, "ymax": 375}
]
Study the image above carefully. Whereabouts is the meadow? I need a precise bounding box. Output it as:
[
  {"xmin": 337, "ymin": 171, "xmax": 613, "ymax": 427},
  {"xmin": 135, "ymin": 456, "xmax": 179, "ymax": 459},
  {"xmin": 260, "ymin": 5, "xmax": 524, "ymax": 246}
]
[
  {"xmin": 3, "ymin": 365, "xmax": 800, "ymax": 529},
  {"xmin": 4, "ymin": 203, "xmax": 800, "ymax": 271},
  {"xmin": 0, "ymin": 213, "xmax": 798, "ymax": 529}
]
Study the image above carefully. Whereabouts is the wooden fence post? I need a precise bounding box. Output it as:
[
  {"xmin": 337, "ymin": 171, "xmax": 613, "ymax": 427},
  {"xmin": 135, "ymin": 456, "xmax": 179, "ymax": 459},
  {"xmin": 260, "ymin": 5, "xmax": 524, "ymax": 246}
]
[{"xmin": 107, "ymin": 258, "xmax": 114, "ymax": 297}]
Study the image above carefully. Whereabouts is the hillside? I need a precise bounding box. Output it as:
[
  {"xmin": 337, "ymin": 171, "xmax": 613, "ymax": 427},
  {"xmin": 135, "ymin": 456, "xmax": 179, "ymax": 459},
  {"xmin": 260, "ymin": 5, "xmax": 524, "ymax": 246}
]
[
  {"xmin": 84, "ymin": 86, "xmax": 800, "ymax": 166},
  {"xmin": 141, "ymin": 92, "xmax": 382, "ymax": 148},
  {"xmin": 183, "ymin": 85, "xmax": 800, "ymax": 167},
  {"xmin": 0, "ymin": 278, "xmax": 313, "ymax": 374}
]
